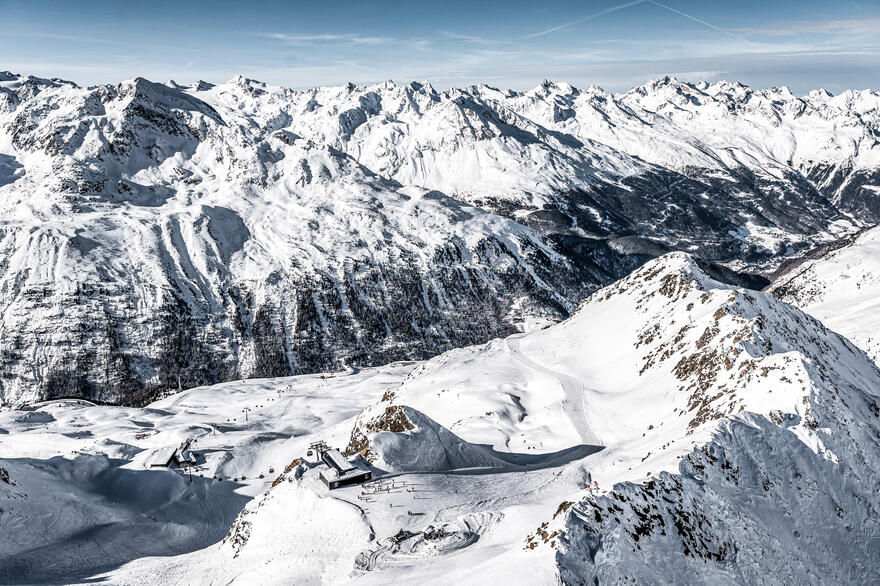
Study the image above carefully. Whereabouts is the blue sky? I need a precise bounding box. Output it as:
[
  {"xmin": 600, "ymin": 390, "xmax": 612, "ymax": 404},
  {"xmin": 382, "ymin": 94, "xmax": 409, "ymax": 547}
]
[{"xmin": 1, "ymin": 0, "xmax": 878, "ymax": 93}]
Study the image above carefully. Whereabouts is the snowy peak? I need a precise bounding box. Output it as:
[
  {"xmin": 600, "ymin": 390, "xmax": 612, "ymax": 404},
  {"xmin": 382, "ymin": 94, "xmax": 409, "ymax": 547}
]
[
  {"xmin": 0, "ymin": 71, "xmax": 77, "ymax": 112},
  {"xmin": 566, "ymin": 251, "xmax": 878, "ymax": 448},
  {"xmin": 0, "ymin": 70, "xmax": 78, "ymax": 93},
  {"xmin": 550, "ymin": 255, "xmax": 880, "ymax": 584},
  {"xmin": 117, "ymin": 76, "xmax": 223, "ymax": 120},
  {"xmin": 343, "ymin": 251, "xmax": 879, "ymax": 482},
  {"xmin": 3, "ymin": 75, "xmax": 228, "ymax": 201}
]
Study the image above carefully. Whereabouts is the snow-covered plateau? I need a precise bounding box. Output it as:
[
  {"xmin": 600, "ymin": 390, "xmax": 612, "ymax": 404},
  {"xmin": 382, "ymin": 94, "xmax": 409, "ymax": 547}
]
[
  {"xmin": 2, "ymin": 253, "xmax": 878, "ymax": 584},
  {"xmin": 2, "ymin": 71, "xmax": 879, "ymax": 404}
]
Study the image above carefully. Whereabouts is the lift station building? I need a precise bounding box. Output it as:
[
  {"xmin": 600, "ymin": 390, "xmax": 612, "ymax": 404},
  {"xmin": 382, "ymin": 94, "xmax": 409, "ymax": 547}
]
[{"xmin": 309, "ymin": 441, "xmax": 372, "ymax": 489}]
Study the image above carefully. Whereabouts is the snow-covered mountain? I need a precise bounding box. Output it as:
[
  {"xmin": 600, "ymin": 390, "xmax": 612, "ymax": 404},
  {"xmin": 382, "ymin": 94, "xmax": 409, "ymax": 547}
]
[
  {"xmin": 339, "ymin": 252, "xmax": 880, "ymax": 584},
  {"xmin": 0, "ymin": 73, "xmax": 592, "ymax": 406},
  {"xmin": 772, "ymin": 224, "xmax": 880, "ymax": 364},
  {"xmin": 1, "ymin": 71, "xmax": 878, "ymax": 405},
  {"xmin": 4, "ymin": 252, "xmax": 876, "ymax": 584},
  {"xmin": 184, "ymin": 74, "xmax": 877, "ymax": 266}
]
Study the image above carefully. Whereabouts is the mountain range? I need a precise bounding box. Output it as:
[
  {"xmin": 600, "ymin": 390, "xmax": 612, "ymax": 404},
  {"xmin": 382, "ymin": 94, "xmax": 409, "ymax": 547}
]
[{"xmin": 1, "ymin": 71, "xmax": 879, "ymax": 406}]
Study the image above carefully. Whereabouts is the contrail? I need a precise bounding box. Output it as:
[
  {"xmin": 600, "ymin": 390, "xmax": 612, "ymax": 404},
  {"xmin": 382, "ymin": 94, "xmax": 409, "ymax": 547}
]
[
  {"xmin": 526, "ymin": 0, "xmax": 647, "ymax": 39},
  {"xmin": 646, "ymin": 0, "xmax": 750, "ymax": 42},
  {"xmin": 526, "ymin": 0, "xmax": 750, "ymax": 44}
]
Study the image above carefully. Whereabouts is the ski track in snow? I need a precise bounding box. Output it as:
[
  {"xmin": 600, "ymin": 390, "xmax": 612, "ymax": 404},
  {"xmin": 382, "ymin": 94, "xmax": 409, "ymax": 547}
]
[{"xmin": 505, "ymin": 336, "xmax": 600, "ymax": 447}]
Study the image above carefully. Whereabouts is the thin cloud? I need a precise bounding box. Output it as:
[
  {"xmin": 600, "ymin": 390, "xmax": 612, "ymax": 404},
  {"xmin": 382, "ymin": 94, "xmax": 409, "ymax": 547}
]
[
  {"xmin": 403, "ymin": 38, "xmax": 433, "ymax": 51},
  {"xmin": 260, "ymin": 32, "xmax": 432, "ymax": 52},
  {"xmin": 2, "ymin": 29, "xmax": 187, "ymax": 52},
  {"xmin": 331, "ymin": 59, "xmax": 376, "ymax": 71},
  {"xmin": 441, "ymin": 31, "xmax": 500, "ymax": 46},
  {"xmin": 260, "ymin": 32, "xmax": 393, "ymax": 46},
  {"xmin": 768, "ymin": 48, "xmax": 876, "ymax": 58},
  {"xmin": 735, "ymin": 18, "xmax": 880, "ymax": 37}
]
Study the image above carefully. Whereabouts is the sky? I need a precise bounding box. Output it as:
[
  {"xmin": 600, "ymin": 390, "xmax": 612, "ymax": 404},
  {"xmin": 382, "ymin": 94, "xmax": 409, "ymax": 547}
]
[{"xmin": 1, "ymin": 0, "xmax": 879, "ymax": 94}]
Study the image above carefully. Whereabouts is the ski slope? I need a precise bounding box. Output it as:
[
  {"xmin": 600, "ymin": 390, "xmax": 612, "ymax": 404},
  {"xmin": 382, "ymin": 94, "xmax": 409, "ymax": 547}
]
[
  {"xmin": 0, "ymin": 365, "xmax": 414, "ymax": 583},
  {"xmin": 3, "ymin": 252, "xmax": 877, "ymax": 584}
]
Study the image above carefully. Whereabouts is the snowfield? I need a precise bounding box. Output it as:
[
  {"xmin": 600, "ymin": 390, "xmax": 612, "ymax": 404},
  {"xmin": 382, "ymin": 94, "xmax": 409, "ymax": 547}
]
[
  {"xmin": 773, "ymin": 224, "xmax": 880, "ymax": 365},
  {"xmin": 0, "ymin": 364, "xmax": 415, "ymax": 583},
  {"xmin": 2, "ymin": 252, "xmax": 878, "ymax": 584}
]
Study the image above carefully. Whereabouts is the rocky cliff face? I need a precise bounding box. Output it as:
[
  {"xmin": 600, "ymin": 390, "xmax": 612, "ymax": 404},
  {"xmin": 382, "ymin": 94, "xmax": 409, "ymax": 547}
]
[
  {"xmin": 0, "ymin": 75, "xmax": 593, "ymax": 405},
  {"xmin": 551, "ymin": 255, "xmax": 880, "ymax": 584},
  {"xmin": 0, "ymin": 72, "xmax": 877, "ymax": 404}
]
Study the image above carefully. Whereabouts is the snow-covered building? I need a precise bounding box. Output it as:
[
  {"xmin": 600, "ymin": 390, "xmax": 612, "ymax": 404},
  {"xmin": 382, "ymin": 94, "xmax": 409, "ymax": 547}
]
[
  {"xmin": 147, "ymin": 439, "xmax": 198, "ymax": 468},
  {"xmin": 309, "ymin": 441, "xmax": 371, "ymax": 489},
  {"xmin": 148, "ymin": 446, "xmax": 177, "ymax": 468},
  {"xmin": 176, "ymin": 449, "xmax": 197, "ymax": 467}
]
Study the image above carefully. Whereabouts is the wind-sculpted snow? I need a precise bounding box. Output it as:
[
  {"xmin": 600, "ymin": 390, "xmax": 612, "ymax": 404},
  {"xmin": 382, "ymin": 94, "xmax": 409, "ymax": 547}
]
[
  {"xmin": 1, "ymin": 71, "xmax": 878, "ymax": 405},
  {"xmin": 542, "ymin": 255, "xmax": 880, "ymax": 584},
  {"xmin": 558, "ymin": 411, "xmax": 880, "ymax": 585}
]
